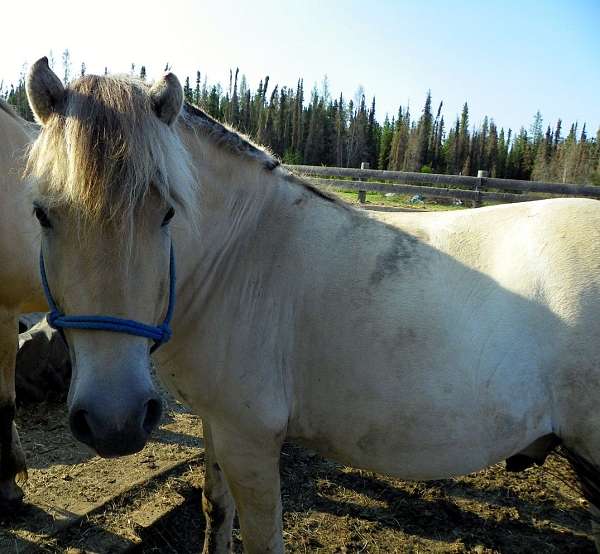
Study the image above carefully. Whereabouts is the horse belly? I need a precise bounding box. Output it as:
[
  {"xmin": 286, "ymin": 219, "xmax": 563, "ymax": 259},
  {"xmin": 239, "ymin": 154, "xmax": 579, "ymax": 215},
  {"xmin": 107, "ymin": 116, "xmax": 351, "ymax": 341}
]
[
  {"xmin": 290, "ymin": 392, "xmax": 550, "ymax": 480},
  {"xmin": 289, "ymin": 335, "xmax": 552, "ymax": 480}
]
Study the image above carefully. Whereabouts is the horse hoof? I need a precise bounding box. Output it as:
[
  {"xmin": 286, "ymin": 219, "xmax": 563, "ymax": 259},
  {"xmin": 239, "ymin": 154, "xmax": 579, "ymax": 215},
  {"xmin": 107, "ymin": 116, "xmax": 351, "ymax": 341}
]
[{"xmin": 0, "ymin": 479, "xmax": 24, "ymax": 512}]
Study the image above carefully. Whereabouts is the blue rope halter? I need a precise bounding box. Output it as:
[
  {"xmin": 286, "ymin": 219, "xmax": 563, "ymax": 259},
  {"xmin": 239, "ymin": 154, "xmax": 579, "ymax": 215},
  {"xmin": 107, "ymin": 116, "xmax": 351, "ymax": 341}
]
[{"xmin": 40, "ymin": 244, "xmax": 176, "ymax": 354}]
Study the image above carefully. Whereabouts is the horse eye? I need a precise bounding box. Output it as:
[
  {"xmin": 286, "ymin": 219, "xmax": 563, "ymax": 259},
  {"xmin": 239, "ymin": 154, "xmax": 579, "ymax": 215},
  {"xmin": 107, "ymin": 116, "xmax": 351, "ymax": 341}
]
[
  {"xmin": 33, "ymin": 206, "xmax": 52, "ymax": 229},
  {"xmin": 162, "ymin": 207, "xmax": 175, "ymax": 226}
]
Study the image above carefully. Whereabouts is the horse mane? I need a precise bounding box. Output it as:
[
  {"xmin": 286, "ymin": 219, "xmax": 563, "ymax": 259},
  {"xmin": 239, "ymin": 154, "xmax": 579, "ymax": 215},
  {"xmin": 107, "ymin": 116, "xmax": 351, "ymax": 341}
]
[
  {"xmin": 26, "ymin": 74, "xmax": 196, "ymax": 229},
  {"xmin": 180, "ymin": 102, "xmax": 339, "ymax": 205},
  {"xmin": 181, "ymin": 102, "xmax": 280, "ymax": 171}
]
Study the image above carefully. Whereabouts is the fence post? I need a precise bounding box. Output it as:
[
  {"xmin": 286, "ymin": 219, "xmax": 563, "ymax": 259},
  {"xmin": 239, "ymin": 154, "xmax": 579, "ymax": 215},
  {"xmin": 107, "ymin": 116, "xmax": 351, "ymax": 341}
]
[
  {"xmin": 474, "ymin": 170, "xmax": 488, "ymax": 208},
  {"xmin": 358, "ymin": 162, "xmax": 369, "ymax": 203}
]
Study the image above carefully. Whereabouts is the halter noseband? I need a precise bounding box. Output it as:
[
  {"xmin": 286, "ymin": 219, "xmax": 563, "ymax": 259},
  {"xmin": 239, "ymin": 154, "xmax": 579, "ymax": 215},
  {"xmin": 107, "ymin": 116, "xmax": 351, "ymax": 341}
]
[{"xmin": 40, "ymin": 244, "xmax": 176, "ymax": 354}]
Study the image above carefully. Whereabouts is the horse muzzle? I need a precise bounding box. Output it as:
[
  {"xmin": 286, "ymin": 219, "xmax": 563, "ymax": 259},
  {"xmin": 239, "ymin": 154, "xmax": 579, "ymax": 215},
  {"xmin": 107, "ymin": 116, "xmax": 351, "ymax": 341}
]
[{"xmin": 69, "ymin": 392, "xmax": 163, "ymax": 458}]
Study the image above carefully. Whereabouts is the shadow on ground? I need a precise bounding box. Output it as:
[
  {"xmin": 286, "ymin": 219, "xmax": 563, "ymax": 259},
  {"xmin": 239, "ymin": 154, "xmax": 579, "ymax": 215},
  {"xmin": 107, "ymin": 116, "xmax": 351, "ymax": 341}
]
[{"xmin": 130, "ymin": 442, "xmax": 594, "ymax": 553}]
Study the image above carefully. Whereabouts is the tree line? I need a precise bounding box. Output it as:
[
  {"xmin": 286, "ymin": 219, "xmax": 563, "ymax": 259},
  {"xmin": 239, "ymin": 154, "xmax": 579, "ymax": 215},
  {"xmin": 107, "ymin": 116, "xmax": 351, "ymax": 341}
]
[{"xmin": 3, "ymin": 54, "xmax": 599, "ymax": 185}]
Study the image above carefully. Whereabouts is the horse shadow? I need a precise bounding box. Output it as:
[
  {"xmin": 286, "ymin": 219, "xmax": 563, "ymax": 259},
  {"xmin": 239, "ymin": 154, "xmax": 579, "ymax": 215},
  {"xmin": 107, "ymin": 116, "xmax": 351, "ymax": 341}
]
[
  {"xmin": 122, "ymin": 441, "xmax": 597, "ymax": 553},
  {"xmin": 127, "ymin": 477, "xmax": 209, "ymax": 553},
  {"xmin": 0, "ymin": 501, "xmax": 136, "ymax": 552},
  {"xmin": 279, "ymin": 442, "xmax": 596, "ymax": 553}
]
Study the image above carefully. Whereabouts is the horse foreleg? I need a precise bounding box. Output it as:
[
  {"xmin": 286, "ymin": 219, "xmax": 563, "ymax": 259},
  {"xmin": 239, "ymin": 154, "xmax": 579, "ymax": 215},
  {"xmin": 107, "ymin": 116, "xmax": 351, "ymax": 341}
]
[
  {"xmin": 202, "ymin": 419, "xmax": 236, "ymax": 554},
  {"xmin": 0, "ymin": 311, "xmax": 26, "ymax": 506},
  {"xmin": 210, "ymin": 423, "xmax": 284, "ymax": 554}
]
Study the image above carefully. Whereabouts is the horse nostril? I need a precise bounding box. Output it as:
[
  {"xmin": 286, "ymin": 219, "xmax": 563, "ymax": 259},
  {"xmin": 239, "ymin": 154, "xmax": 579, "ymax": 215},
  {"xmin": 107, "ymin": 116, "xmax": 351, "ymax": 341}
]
[
  {"xmin": 143, "ymin": 398, "xmax": 162, "ymax": 434},
  {"xmin": 70, "ymin": 409, "xmax": 93, "ymax": 446}
]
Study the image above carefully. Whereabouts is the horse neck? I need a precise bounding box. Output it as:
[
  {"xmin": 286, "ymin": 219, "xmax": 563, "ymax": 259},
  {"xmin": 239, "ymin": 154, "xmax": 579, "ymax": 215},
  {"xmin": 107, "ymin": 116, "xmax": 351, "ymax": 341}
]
[
  {"xmin": 0, "ymin": 112, "xmax": 46, "ymax": 311},
  {"xmin": 173, "ymin": 127, "xmax": 313, "ymax": 321}
]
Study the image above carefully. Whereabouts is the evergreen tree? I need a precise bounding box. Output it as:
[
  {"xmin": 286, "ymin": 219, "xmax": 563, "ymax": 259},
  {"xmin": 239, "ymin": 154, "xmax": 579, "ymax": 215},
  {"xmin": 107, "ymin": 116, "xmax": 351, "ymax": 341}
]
[
  {"xmin": 496, "ymin": 128, "xmax": 507, "ymax": 177},
  {"xmin": 443, "ymin": 117, "xmax": 460, "ymax": 174},
  {"xmin": 532, "ymin": 125, "xmax": 554, "ymax": 181},
  {"xmin": 415, "ymin": 90, "xmax": 433, "ymax": 170},
  {"xmin": 346, "ymin": 93, "xmax": 371, "ymax": 167},
  {"xmin": 458, "ymin": 102, "xmax": 470, "ymax": 173},
  {"xmin": 62, "ymin": 49, "xmax": 71, "ymax": 85},
  {"xmin": 485, "ymin": 120, "xmax": 498, "ymax": 175},
  {"xmin": 194, "ymin": 71, "xmax": 201, "ymax": 105},
  {"xmin": 230, "ymin": 68, "xmax": 240, "ymax": 125},
  {"xmin": 554, "ymin": 119, "xmax": 562, "ymax": 150},
  {"xmin": 378, "ymin": 115, "xmax": 394, "ymax": 170},
  {"xmin": 388, "ymin": 106, "xmax": 410, "ymax": 171},
  {"xmin": 367, "ymin": 96, "xmax": 380, "ymax": 168},
  {"xmin": 206, "ymin": 85, "xmax": 221, "ymax": 119},
  {"xmin": 430, "ymin": 101, "xmax": 444, "ymax": 170},
  {"xmin": 334, "ymin": 92, "xmax": 347, "ymax": 166},
  {"xmin": 288, "ymin": 79, "xmax": 304, "ymax": 162},
  {"xmin": 530, "ymin": 111, "xmax": 544, "ymax": 147},
  {"xmin": 183, "ymin": 77, "xmax": 193, "ymax": 103},
  {"xmin": 303, "ymin": 87, "xmax": 324, "ymax": 165}
]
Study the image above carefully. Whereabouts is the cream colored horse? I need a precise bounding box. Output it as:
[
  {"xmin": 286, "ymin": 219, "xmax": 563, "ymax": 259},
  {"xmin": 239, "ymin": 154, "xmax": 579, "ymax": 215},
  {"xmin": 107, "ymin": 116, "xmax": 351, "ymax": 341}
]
[
  {"xmin": 0, "ymin": 100, "xmax": 45, "ymax": 504},
  {"xmin": 25, "ymin": 57, "xmax": 600, "ymax": 553}
]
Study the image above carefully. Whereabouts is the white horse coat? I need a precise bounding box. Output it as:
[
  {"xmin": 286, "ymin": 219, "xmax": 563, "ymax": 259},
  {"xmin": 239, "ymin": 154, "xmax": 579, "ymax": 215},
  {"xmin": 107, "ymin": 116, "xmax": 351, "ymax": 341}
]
[
  {"xmin": 163, "ymin": 182, "xmax": 598, "ymax": 479},
  {"xmin": 24, "ymin": 60, "xmax": 600, "ymax": 553}
]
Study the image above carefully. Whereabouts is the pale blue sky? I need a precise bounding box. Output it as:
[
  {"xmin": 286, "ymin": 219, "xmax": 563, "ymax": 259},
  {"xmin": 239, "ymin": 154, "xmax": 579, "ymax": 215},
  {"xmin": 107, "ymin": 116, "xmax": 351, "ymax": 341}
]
[{"xmin": 2, "ymin": 0, "xmax": 598, "ymax": 135}]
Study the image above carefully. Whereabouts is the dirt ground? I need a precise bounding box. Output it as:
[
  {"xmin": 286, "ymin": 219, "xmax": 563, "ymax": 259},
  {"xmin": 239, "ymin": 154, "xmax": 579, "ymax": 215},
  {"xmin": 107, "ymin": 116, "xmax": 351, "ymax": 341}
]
[{"xmin": 0, "ymin": 390, "xmax": 595, "ymax": 554}]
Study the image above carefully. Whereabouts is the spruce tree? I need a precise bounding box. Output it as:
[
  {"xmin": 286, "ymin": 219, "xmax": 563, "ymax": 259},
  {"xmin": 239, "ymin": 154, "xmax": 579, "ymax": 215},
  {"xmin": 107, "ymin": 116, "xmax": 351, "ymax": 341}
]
[
  {"xmin": 378, "ymin": 115, "xmax": 394, "ymax": 170},
  {"xmin": 486, "ymin": 120, "xmax": 498, "ymax": 176},
  {"xmin": 530, "ymin": 111, "xmax": 543, "ymax": 146},
  {"xmin": 194, "ymin": 71, "xmax": 201, "ymax": 104},
  {"xmin": 415, "ymin": 90, "xmax": 433, "ymax": 170},
  {"xmin": 496, "ymin": 128, "xmax": 507, "ymax": 177},
  {"xmin": 184, "ymin": 77, "xmax": 193, "ymax": 103},
  {"xmin": 458, "ymin": 102, "xmax": 470, "ymax": 172},
  {"xmin": 230, "ymin": 68, "xmax": 240, "ymax": 126},
  {"xmin": 62, "ymin": 49, "xmax": 71, "ymax": 85},
  {"xmin": 554, "ymin": 119, "xmax": 562, "ymax": 150},
  {"xmin": 367, "ymin": 96, "xmax": 379, "ymax": 168}
]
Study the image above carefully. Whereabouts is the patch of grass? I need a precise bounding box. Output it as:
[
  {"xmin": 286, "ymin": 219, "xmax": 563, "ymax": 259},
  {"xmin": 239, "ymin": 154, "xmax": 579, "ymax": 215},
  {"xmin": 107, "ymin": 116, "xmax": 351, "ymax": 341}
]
[{"xmin": 331, "ymin": 189, "xmax": 468, "ymax": 211}]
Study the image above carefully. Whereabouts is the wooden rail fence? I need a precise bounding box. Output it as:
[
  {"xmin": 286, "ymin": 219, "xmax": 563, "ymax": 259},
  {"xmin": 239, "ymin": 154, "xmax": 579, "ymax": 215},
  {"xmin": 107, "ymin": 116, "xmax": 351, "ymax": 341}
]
[{"xmin": 285, "ymin": 164, "xmax": 600, "ymax": 206}]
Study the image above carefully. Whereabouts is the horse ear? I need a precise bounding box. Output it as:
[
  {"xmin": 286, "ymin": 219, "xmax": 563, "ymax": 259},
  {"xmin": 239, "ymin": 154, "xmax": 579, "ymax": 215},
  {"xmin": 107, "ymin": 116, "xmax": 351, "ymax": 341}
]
[
  {"xmin": 149, "ymin": 73, "xmax": 183, "ymax": 126},
  {"xmin": 26, "ymin": 57, "xmax": 65, "ymax": 125}
]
